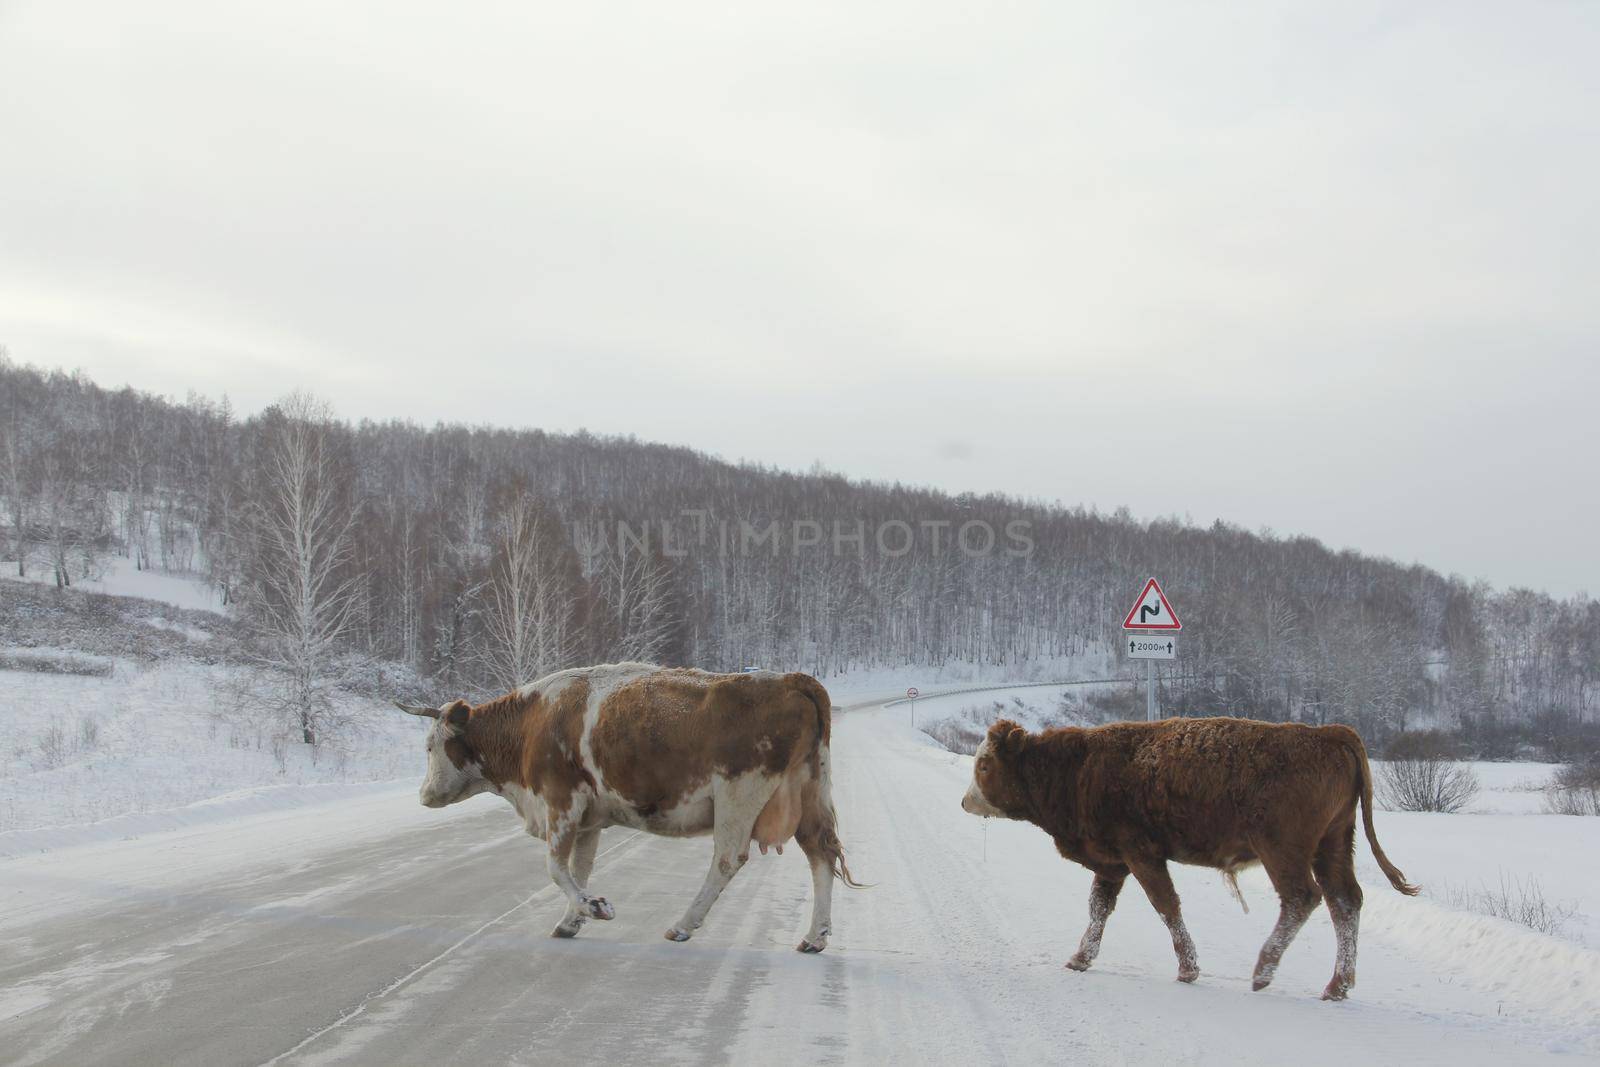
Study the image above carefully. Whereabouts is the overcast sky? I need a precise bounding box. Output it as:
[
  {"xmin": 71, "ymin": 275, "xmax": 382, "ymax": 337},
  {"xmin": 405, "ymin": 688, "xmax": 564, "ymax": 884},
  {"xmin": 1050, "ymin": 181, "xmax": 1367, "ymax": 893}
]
[{"xmin": 2, "ymin": 2, "xmax": 1596, "ymax": 597}]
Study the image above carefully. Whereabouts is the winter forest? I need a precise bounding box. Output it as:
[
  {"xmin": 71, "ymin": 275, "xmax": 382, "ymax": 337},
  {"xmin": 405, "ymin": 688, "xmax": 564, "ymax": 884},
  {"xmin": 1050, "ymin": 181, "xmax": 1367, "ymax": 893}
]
[{"xmin": 2, "ymin": 356, "xmax": 1596, "ymax": 756}]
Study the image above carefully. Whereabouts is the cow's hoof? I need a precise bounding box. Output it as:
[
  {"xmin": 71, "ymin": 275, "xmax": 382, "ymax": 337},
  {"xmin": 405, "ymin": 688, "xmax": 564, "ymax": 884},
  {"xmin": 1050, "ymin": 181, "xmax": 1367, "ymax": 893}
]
[
  {"xmin": 1321, "ymin": 983, "xmax": 1350, "ymax": 1002},
  {"xmin": 551, "ymin": 918, "xmax": 585, "ymax": 938},
  {"xmin": 664, "ymin": 927, "xmax": 692, "ymax": 942},
  {"xmin": 1065, "ymin": 954, "xmax": 1092, "ymax": 972},
  {"xmin": 1177, "ymin": 968, "xmax": 1200, "ymax": 984},
  {"xmin": 585, "ymin": 897, "xmax": 615, "ymax": 921},
  {"xmin": 796, "ymin": 939, "xmax": 826, "ymax": 954},
  {"xmin": 1251, "ymin": 977, "xmax": 1271, "ymax": 992}
]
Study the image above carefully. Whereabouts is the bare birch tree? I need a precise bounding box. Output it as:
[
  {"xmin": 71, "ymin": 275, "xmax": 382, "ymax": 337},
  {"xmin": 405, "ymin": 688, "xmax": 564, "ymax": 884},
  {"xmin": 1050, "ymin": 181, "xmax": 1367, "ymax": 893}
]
[
  {"xmin": 245, "ymin": 393, "xmax": 359, "ymax": 746},
  {"xmin": 483, "ymin": 495, "xmax": 577, "ymax": 691},
  {"xmin": 0, "ymin": 413, "xmax": 30, "ymax": 576},
  {"xmin": 598, "ymin": 541, "xmax": 677, "ymax": 662}
]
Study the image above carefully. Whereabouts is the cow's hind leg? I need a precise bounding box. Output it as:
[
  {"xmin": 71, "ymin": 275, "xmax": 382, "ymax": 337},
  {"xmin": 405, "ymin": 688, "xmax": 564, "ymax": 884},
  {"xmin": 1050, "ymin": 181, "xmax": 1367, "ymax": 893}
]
[
  {"xmin": 666, "ymin": 774, "xmax": 781, "ymax": 943},
  {"xmin": 551, "ymin": 827, "xmax": 602, "ymax": 938},
  {"xmin": 1251, "ymin": 844, "xmax": 1323, "ymax": 992},
  {"xmin": 1313, "ymin": 820, "xmax": 1363, "ymax": 1000},
  {"xmin": 794, "ymin": 767, "xmax": 846, "ymax": 953},
  {"xmin": 1067, "ymin": 866, "xmax": 1128, "ymax": 972},
  {"xmin": 794, "ymin": 837, "xmax": 834, "ymax": 954},
  {"xmin": 1129, "ymin": 859, "xmax": 1199, "ymax": 982}
]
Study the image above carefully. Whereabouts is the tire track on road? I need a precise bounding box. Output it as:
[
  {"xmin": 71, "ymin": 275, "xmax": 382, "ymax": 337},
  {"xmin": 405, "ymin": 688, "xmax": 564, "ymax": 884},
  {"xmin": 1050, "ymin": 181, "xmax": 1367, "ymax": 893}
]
[{"xmin": 261, "ymin": 829, "xmax": 645, "ymax": 1066}]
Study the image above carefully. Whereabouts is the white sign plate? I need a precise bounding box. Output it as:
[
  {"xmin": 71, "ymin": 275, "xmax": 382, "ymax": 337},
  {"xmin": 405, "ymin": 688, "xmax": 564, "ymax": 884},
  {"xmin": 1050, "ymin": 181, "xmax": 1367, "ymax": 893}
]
[{"xmin": 1127, "ymin": 634, "xmax": 1177, "ymax": 660}]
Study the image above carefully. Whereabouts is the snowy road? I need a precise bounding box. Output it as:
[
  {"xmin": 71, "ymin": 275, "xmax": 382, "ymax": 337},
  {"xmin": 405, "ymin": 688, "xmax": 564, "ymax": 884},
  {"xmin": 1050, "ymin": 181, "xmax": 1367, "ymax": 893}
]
[{"xmin": 2, "ymin": 694, "xmax": 1596, "ymax": 1066}]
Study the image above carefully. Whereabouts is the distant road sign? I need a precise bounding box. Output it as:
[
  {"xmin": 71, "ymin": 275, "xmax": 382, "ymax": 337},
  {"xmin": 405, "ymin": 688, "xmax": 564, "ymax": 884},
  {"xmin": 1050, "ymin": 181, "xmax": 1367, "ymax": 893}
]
[
  {"xmin": 907, "ymin": 686, "xmax": 919, "ymax": 699},
  {"xmin": 1127, "ymin": 634, "xmax": 1177, "ymax": 660},
  {"xmin": 1122, "ymin": 577, "xmax": 1182, "ymax": 631}
]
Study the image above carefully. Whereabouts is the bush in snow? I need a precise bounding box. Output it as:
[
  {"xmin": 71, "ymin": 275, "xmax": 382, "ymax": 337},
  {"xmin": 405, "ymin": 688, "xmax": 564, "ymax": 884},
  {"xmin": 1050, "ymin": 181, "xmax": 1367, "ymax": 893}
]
[
  {"xmin": 1440, "ymin": 872, "xmax": 1580, "ymax": 940},
  {"xmin": 923, "ymin": 695, "xmax": 1088, "ymax": 755},
  {"xmin": 923, "ymin": 704, "xmax": 1001, "ymax": 754},
  {"xmin": 1543, "ymin": 758, "xmax": 1600, "ymax": 816},
  {"xmin": 1083, "ymin": 687, "xmax": 1140, "ymax": 723},
  {"xmin": 28, "ymin": 714, "xmax": 103, "ymax": 772},
  {"xmin": 0, "ymin": 649, "xmax": 114, "ymax": 676},
  {"xmin": 35, "ymin": 722, "xmax": 71, "ymax": 769},
  {"xmin": 1378, "ymin": 731, "xmax": 1479, "ymax": 813}
]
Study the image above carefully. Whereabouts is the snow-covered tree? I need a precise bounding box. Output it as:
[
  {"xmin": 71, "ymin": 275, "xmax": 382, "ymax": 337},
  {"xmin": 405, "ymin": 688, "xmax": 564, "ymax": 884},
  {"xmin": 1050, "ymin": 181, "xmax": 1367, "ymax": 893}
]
[
  {"xmin": 243, "ymin": 392, "xmax": 359, "ymax": 746},
  {"xmin": 483, "ymin": 494, "xmax": 578, "ymax": 691}
]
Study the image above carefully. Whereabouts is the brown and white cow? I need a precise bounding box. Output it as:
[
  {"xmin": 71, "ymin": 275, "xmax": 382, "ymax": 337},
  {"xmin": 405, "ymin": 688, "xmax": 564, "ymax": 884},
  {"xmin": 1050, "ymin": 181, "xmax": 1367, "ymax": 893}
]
[
  {"xmin": 396, "ymin": 663, "xmax": 858, "ymax": 951},
  {"xmin": 960, "ymin": 716, "xmax": 1418, "ymax": 999}
]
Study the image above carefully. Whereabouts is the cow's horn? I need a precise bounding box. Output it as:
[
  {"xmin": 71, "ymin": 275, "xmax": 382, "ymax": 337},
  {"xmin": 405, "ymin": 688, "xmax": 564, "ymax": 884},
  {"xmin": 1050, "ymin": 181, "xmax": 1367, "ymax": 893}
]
[{"xmin": 394, "ymin": 702, "xmax": 440, "ymax": 718}]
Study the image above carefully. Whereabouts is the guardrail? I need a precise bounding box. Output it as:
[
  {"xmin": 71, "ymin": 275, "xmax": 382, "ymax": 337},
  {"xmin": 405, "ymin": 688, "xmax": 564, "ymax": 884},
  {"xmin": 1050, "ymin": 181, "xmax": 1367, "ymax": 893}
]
[{"xmin": 880, "ymin": 676, "xmax": 1136, "ymax": 708}]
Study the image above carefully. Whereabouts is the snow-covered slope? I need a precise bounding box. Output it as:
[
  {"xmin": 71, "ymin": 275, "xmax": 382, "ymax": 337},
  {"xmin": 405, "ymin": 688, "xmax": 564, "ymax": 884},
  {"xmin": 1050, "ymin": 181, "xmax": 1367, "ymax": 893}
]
[
  {"xmin": 0, "ymin": 660, "xmax": 427, "ymax": 838},
  {"xmin": 1, "ymin": 556, "xmax": 223, "ymax": 614}
]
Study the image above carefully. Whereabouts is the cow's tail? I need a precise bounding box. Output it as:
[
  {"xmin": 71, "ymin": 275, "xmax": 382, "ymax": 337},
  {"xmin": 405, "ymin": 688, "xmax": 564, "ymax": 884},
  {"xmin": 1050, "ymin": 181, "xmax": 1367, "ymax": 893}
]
[
  {"xmin": 788, "ymin": 674, "xmax": 864, "ymax": 889},
  {"xmin": 1348, "ymin": 731, "xmax": 1420, "ymax": 896}
]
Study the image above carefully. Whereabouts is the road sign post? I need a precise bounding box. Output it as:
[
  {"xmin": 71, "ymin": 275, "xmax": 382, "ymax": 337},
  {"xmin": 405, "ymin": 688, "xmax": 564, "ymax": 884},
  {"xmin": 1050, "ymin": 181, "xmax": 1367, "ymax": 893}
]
[
  {"xmin": 907, "ymin": 686, "xmax": 919, "ymax": 729},
  {"xmin": 1121, "ymin": 578, "xmax": 1182, "ymax": 723},
  {"xmin": 1146, "ymin": 660, "xmax": 1156, "ymax": 722}
]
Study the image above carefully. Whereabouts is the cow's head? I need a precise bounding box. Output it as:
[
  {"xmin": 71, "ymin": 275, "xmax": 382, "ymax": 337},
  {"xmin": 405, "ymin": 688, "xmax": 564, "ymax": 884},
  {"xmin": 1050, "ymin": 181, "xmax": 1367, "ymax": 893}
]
[
  {"xmin": 961, "ymin": 718, "xmax": 1031, "ymax": 819},
  {"xmin": 394, "ymin": 699, "xmax": 493, "ymax": 808}
]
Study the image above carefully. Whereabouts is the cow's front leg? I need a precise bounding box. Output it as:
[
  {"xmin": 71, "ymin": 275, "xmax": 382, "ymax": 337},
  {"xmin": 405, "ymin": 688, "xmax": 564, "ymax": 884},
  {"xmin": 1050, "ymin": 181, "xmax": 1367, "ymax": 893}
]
[
  {"xmin": 545, "ymin": 801, "xmax": 614, "ymax": 925},
  {"xmin": 666, "ymin": 774, "xmax": 779, "ymax": 942},
  {"xmin": 1129, "ymin": 859, "xmax": 1200, "ymax": 983},
  {"xmin": 551, "ymin": 827, "xmax": 603, "ymax": 938},
  {"xmin": 1066, "ymin": 867, "xmax": 1128, "ymax": 972}
]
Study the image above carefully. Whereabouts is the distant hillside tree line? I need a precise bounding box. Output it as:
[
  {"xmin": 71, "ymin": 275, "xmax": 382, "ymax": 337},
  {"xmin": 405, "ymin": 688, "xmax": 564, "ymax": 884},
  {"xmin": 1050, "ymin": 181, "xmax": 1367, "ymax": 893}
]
[{"xmin": 1, "ymin": 356, "xmax": 1596, "ymax": 755}]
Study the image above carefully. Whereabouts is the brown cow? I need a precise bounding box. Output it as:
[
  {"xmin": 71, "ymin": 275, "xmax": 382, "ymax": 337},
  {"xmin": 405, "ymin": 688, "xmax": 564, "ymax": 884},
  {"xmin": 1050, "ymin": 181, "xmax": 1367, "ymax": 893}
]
[
  {"xmin": 960, "ymin": 716, "xmax": 1418, "ymax": 999},
  {"xmin": 397, "ymin": 663, "xmax": 857, "ymax": 951}
]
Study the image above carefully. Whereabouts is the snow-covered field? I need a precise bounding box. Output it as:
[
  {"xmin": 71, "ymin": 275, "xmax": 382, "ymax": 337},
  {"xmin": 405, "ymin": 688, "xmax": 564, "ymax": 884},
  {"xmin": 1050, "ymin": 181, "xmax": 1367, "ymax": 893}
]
[
  {"xmin": 1, "ymin": 555, "xmax": 224, "ymax": 614},
  {"xmin": 0, "ymin": 660, "xmax": 428, "ymax": 841}
]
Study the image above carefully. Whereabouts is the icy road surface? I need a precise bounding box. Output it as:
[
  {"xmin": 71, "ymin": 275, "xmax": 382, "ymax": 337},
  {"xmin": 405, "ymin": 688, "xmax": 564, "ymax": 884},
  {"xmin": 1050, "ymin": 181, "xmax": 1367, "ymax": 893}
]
[{"xmin": 2, "ymin": 692, "xmax": 1596, "ymax": 1066}]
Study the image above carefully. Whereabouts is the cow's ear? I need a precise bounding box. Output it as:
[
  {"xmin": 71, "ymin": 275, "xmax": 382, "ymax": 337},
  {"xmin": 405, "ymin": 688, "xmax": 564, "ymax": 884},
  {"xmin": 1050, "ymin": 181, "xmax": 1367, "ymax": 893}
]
[
  {"xmin": 987, "ymin": 718, "xmax": 1026, "ymax": 756},
  {"xmin": 443, "ymin": 700, "xmax": 471, "ymax": 731}
]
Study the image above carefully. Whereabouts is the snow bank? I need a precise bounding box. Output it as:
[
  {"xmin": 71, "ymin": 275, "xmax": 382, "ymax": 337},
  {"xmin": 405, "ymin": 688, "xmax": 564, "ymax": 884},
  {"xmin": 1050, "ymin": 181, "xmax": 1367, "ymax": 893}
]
[
  {"xmin": 0, "ymin": 780, "xmax": 415, "ymax": 858},
  {"xmin": 0, "ymin": 660, "xmax": 430, "ymax": 836},
  {"xmin": 1364, "ymin": 889, "xmax": 1600, "ymax": 1050}
]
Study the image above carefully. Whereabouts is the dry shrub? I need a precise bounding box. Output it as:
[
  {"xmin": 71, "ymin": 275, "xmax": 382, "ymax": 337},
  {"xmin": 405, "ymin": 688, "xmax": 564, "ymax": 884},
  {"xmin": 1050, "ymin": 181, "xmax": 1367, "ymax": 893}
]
[
  {"xmin": 1378, "ymin": 731, "xmax": 1479, "ymax": 813},
  {"xmin": 1544, "ymin": 758, "xmax": 1600, "ymax": 816},
  {"xmin": 923, "ymin": 702, "xmax": 1007, "ymax": 755},
  {"xmin": 922, "ymin": 696, "xmax": 1087, "ymax": 755},
  {"xmin": 34, "ymin": 722, "xmax": 70, "ymax": 769},
  {"xmin": 1441, "ymin": 872, "xmax": 1580, "ymax": 939},
  {"xmin": 0, "ymin": 649, "xmax": 114, "ymax": 676}
]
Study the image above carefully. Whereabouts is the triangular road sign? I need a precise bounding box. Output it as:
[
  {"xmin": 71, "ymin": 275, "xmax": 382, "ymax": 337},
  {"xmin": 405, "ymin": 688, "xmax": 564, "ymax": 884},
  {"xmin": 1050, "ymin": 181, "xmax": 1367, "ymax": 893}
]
[{"xmin": 1122, "ymin": 577, "xmax": 1181, "ymax": 630}]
